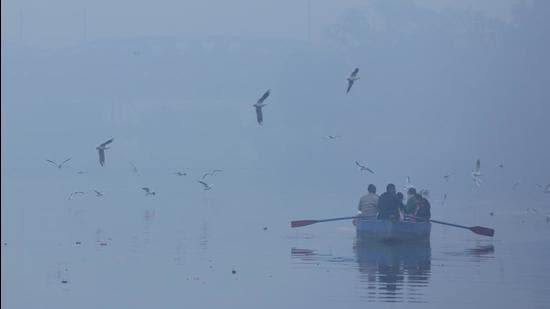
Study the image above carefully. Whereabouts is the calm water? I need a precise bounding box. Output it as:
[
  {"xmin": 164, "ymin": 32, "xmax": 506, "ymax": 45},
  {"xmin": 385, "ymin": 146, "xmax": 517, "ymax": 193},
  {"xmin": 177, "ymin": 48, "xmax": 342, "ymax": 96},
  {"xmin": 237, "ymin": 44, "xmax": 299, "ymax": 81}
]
[{"xmin": 2, "ymin": 169, "xmax": 550, "ymax": 309}]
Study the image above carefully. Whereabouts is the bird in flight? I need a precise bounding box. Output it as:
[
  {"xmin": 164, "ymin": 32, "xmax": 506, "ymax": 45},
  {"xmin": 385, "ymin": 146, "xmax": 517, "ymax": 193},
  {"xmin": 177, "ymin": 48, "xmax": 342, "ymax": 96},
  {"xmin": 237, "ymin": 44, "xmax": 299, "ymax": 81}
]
[
  {"xmin": 326, "ymin": 135, "xmax": 341, "ymax": 140},
  {"xmin": 93, "ymin": 190, "xmax": 104, "ymax": 197},
  {"xmin": 201, "ymin": 169, "xmax": 222, "ymax": 180},
  {"xmin": 198, "ymin": 180, "xmax": 213, "ymax": 191},
  {"xmin": 253, "ymin": 89, "xmax": 270, "ymax": 125},
  {"xmin": 76, "ymin": 171, "xmax": 88, "ymax": 175},
  {"xmin": 471, "ymin": 159, "xmax": 483, "ymax": 187},
  {"xmin": 130, "ymin": 162, "xmax": 139, "ymax": 175},
  {"xmin": 45, "ymin": 158, "xmax": 72, "ymax": 169},
  {"xmin": 96, "ymin": 138, "xmax": 114, "ymax": 167},
  {"xmin": 141, "ymin": 187, "xmax": 156, "ymax": 196},
  {"xmin": 536, "ymin": 184, "xmax": 550, "ymax": 194},
  {"xmin": 346, "ymin": 68, "xmax": 360, "ymax": 94},
  {"xmin": 443, "ymin": 172, "xmax": 454, "ymax": 182},
  {"xmin": 173, "ymin": 171, "xmax": 187, "ymax": 176},
  {"xmin": 355, "ymin": 161, "xmax": 375, "ymax": 174},
  {"xmin": 68, "ymin": 191, "xmax": 85, "ymax": 200},
  {"xmin": 497, "ymin": 163, "xmax": 504, "ymax": 168}
]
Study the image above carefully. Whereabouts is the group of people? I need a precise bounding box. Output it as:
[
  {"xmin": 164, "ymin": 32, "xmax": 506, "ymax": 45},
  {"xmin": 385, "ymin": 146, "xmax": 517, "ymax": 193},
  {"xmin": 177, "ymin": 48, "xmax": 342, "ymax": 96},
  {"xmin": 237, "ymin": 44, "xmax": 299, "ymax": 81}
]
[{"xmin": 357, "ymin": 183, "xmax": 431, "ymax": 222}]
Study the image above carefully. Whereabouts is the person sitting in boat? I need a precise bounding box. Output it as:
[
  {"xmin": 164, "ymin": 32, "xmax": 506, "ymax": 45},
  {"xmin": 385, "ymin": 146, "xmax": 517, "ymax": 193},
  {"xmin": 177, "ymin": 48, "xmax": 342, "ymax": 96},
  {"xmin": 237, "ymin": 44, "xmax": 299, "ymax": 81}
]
[
  {"xmin": 405, "ymin": 188, "xmax": 421, "ymax": 217},
  {"xmin": 396, "ymin": 192, "xmax": 406, "ymax": 218},
  {"xmin": 357, "ymin": 184, "xmax": 379, "ymax": 219},
  {"xmin": 415, "ymin": 195, "xmax": 431, "ymax": 220},
  {"xmin": 377, "ymin": 183, "xmax": 401, "ymax": 221}
]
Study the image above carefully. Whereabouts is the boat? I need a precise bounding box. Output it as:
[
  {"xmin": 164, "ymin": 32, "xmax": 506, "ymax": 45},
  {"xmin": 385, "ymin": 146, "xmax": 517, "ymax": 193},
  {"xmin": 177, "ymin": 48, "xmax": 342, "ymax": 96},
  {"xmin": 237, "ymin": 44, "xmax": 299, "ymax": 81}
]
[{"xmin": 355, "ymin": 218, "xmax": 431, "ymax": 242}]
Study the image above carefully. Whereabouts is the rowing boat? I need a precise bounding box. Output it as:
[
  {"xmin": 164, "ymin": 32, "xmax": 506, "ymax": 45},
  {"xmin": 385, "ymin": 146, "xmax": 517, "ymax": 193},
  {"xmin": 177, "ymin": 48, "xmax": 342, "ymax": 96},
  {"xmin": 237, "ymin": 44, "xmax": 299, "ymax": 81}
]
[{"xmin": 356, "ymin": 219, "xmax": 431, "ymax": 242}]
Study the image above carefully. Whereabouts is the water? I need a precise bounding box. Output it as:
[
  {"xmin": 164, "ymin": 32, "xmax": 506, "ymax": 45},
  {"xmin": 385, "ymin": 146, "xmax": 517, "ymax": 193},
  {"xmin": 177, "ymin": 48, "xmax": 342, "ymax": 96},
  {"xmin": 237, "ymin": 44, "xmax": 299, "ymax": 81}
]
[{"xmin": 2, "ymin": 169, "xmax": 550, "ymax": 308}]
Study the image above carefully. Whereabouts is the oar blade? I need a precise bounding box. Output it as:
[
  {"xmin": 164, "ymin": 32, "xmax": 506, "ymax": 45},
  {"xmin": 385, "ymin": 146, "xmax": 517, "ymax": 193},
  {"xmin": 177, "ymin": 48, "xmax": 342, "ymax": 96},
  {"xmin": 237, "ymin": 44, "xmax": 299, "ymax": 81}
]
[
  {"xmin": 470, "ymin": 226, "xmax": 495, "ymax": 237},
  {"xmin": 291, "ymin": 220, "xmax": 318, "ymax": 228}
]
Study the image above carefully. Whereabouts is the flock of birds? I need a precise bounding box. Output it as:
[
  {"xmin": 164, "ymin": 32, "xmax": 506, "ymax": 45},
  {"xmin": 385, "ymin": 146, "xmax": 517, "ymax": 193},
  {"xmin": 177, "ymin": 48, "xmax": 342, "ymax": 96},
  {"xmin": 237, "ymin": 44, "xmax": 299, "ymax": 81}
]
[{"xmin": 44, "ymin": 66, "xmax": 549, "ymax": 212}]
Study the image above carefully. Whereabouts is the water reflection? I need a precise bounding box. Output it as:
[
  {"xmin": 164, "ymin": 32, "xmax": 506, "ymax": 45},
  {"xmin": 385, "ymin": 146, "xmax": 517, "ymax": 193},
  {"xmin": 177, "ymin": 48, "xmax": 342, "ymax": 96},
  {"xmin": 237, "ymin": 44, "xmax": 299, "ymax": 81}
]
[{"xmin": 354, "ymin": 239, "xmax": 431, "ymax": 303}]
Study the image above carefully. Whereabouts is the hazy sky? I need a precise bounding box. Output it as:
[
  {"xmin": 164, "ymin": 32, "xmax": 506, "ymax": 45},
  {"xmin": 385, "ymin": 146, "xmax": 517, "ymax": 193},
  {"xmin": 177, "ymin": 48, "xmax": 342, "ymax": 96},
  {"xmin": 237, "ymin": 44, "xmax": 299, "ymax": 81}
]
[{"xmin": 2, "ymin": 0, "xmax": 522, "ymax": 49}]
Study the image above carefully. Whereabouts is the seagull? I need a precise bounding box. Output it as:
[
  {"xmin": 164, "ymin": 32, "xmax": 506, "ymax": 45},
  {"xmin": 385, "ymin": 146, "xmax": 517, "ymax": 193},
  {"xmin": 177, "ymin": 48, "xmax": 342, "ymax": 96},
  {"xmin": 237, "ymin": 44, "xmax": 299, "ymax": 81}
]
[
  {"xmin": 443, "ymin": 172, "xmax": 454, "ymax": 182},
  {"xmin": 76, "ymin": 171, "xmax": 88, "ymax": 175},
  {"xmin": 253, "ymin": 89, "xmax": 270, "ymax": 125},
  {"xmin": 326, "ymin": 135, "xmax": 341, "ymax": 140},
  {"xmin": 201, "ymin": 169, "xmax": 222, "ymax": 180},
  {"xmin": 441, "ymin": 193, "xmax": 448, "ymax": 206},
  {"xmin": 355, "ymin": 161, "xmax": 375, "ymax": 174},
  {"xmin": 471, "ymin": 159, "xmax": 483, "ymax": 187},
  {"xmin": 141, "ymin": 187, "xmax": 156, "ymax": 196},
  {"xmin": 404, "ymin": 176, "xmax": 414, "ymax": 191},
  {"xmin": 45, "ymin": 158, "xmax": 72, "ymax": 169},
  {"xmin": 130, "ymin": 162, "xmax": 139, "ymax": 175},
  {"xmin": 93, "ymin": 190, "xmax": 104, "ymax": 197},
  {"xmin": 68, "ymin": 191, "xmax": 86, "ymax": 200},
  {"xmin": 346, "ymin": 68, "xmax": 360, "ymax": 94},
  {"xmin": 497, "ymin": 164, "xmax": 504, "ymax": 168},
  {"xmin": 198, "ymin": 180, "xmax": 212, "ymax": 191},
  {"xmin": 536, "ymin": 184, "xmax": 550, "ymax": 193},
  {"xmin": 173, "ymin": 171, "xmax": 187, "ymax": 176},
  {"xmin": 96, "ymin": 138, "xmax": 114, "ymax": 167}
]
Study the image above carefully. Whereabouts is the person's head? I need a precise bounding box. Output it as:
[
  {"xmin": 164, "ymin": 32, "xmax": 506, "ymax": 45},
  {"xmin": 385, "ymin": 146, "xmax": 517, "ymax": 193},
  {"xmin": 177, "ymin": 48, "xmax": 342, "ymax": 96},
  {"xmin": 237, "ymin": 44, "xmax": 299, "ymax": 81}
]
[
  {"xmin": 407, "ymin": 187, "xmax": 417, "ymax": 198},
  {"xmin": 396, "ymin": 192, "xmax": 404, "ymax": 201},
  {"xmin": 386, "ymin": 183, "xmax": 396, "ymax": 194},
  {"xmin": 367, "ymin": 184, "xmax": 376, "ymax": 194}
]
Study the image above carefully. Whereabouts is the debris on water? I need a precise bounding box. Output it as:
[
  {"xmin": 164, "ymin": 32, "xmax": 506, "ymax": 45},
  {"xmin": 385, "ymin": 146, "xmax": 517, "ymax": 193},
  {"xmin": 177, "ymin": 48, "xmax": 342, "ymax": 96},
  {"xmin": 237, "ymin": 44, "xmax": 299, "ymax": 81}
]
[{"xmin": 232, "ymin": 270, "xmax": 236, "ymax": 274}]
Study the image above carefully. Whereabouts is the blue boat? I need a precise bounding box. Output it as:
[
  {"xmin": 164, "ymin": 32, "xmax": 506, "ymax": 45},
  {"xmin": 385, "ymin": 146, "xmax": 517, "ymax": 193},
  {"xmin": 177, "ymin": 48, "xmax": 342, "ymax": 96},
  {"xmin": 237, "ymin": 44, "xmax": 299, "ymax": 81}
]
[{"xmin": 356, "ymin": 219, "xmax": 431, "ymax": 242}]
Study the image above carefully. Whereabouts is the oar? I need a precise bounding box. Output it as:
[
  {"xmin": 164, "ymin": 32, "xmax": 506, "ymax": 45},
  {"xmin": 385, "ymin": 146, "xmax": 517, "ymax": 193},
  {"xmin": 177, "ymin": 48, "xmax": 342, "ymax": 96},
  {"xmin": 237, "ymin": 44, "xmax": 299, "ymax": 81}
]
[
  {"xmin": 408, "ymin": 216, "xmax": 495, "ymax": 237},
  {"xmin": 291, "ymin": 216, "xmax": 358, "ymax": 228}
]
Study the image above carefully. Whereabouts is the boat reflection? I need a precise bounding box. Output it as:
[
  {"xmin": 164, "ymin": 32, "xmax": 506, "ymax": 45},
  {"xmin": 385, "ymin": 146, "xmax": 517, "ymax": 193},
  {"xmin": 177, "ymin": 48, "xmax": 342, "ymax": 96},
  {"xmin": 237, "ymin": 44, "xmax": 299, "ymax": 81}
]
[{"xmin": 354, "ymin": 239, "xmax": 431, "ymax": 303}]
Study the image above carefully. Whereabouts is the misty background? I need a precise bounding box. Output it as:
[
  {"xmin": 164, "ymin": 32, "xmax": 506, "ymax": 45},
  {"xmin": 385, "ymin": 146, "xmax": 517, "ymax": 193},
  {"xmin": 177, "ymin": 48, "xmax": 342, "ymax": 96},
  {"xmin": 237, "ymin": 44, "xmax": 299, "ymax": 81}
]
[{"xmin": 2, "ymin": 1, "xmax": 550, "ymax": 308}]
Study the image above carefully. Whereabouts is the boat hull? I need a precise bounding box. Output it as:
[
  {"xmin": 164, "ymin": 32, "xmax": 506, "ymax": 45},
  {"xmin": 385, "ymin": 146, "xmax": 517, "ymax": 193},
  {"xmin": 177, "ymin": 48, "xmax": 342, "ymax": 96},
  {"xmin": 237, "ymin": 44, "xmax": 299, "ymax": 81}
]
[{"xmin": 356, "ymin": 219, "xmax": 431, "ymax": 242}]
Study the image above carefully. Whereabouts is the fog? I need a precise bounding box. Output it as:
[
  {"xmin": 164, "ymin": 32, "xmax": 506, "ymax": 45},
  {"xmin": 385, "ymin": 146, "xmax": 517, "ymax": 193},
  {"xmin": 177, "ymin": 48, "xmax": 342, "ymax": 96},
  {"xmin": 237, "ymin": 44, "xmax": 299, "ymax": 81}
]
[{"xmin": 2, "ymin": 0, "xmax": 550, "ymax": 308}]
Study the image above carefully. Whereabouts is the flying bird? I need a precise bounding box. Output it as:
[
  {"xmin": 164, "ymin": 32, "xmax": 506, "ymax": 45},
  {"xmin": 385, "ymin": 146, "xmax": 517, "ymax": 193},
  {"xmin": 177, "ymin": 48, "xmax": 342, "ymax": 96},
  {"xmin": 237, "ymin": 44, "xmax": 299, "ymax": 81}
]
[
  {"xmin": 76, "ymin": 171, "xmax": 88, "ymax": 175},
  {"xmin": 326, "ymin": 135, "xmax": 341, "ymax": 140},
  {"xmin": 130, "ymin": 162, "xmax": 139, "ymax": 175},
  {"xmin": 355, "ymin": 161, "xmax": 375, "ymax": 174},
  {"xmin": 45, "ymin": 158, "xmax": 72, "ymax": 169},
  {"xmin": 471, "ymin": 159, "xmax": 483, "ymax": 187},
  {"xmin": 443, "ymin": 172, "xmax": 454, "ymax": 182},
  {"xmin": 173, "ymin": 171, "xmax": 187, "ymax": 176},
  {"xmin": 201, "ymin": 169, "xmax": 222, "ymax": 180},
  {"xmin": 96, "ymin": 138, "xmax": 114, "ymax": 167},
  {"xmin": 93, "ymin": 190, "xmax": 104, "ymax": 197},
  {"xmin": 536, "ymin": 184, "xmax": 550, "ymax": 193},
  {"xmin": 198, "ymin": 180, "xmax": 212, "ymax": 191},
  {"xmin": 253, "ymin": 89, "xmax": 270, "ymax": 125},
  {"xmin": 497, "ymin": 164, "xmax": 504, "ymax": 168},
  {"xmin": 346, "ymin": 68, "xmax": 360, "ymax": 94},
  {"xmin": 141, "ymin": 187, "xmax": 156, "ymax": 196},
  {"xmin": 68, "ymin": 191, "xmax": 85, "ymax": 200}
]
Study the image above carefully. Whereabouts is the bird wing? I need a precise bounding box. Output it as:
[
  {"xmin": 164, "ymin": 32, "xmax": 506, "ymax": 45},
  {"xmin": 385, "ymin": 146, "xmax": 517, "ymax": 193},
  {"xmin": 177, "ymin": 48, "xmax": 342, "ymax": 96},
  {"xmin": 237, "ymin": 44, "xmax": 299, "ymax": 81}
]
[
  {"xmin": 346, "ymin": 80, "xmax": 353, "ymax": 93},
  {"xmin": 351, "ymin": 68, "xmax": 359, "ymax": 78},
  {"xmin": 475, "ymin": 159, "xmax": 481, "ymax": 172},
  {"xmin": 46, "ymin": 159, "xmax": 58, "ymax": 166},
  {"xmin": 198, "ymin": 180, "xmax": 209, "ymax": 188},
  {"xmin": 201, "ymin": 173, "xmax": 209, "ymax": 179},
  {"xmin": 255, "ymin": 106, "xmax": 263, "ymax": 125},
  {"xmin": 100, "ymin": 138, "xmax": 114, "ymax": 148},
  {"xmin": 130, "ymin": 162, "xmax": 138, "ymax": 172},
  {"xmin": 98, "ymin": 149, "xmax": 105, "ymax": 166},
  {"xmin": 366, "ymin": 167, "xmax": 375, "ymax": 174},
  {"xmin": 355, "ymin": 161, "xmax": 363, "ymax": 168},
  {"xmin": 257, "ymin": 90, "xmax": 270, "ymax": 104},
  {"xmin": 141, "ymin": 187, "xmax": 150, "ymax": 193},
  {"xmin": 61, "ymin": 158, "xmax": 72, "ymax": 166}
]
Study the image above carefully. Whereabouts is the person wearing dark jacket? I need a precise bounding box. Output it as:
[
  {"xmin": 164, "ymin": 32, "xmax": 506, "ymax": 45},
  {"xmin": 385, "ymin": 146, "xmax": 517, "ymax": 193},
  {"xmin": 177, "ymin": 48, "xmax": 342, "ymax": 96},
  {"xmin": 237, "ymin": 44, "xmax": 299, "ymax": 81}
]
[
  {"xmin": 415, "ymin": 196, "xmax": 431, "ymax": 220},
  {"xmin": 405, "ymin": 188, "xmax": 421, "ymax": 217},
  {"xmin": 377, "ymin": 184, "xmax": 401, "ymax": 221}
]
